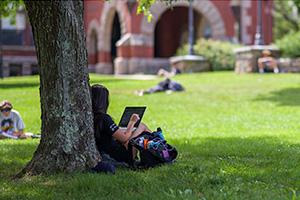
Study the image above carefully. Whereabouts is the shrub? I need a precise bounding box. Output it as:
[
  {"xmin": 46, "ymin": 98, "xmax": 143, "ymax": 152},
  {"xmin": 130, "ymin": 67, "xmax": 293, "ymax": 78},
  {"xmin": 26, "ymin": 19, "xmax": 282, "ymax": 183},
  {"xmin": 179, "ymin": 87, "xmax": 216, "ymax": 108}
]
[
  {"xmin": 276, "ymin": 31, "xmax": 300, "ymax": 58},
  {"xmin": 176, "ymin": 39, "xmax": 241, "ymax": 71}
]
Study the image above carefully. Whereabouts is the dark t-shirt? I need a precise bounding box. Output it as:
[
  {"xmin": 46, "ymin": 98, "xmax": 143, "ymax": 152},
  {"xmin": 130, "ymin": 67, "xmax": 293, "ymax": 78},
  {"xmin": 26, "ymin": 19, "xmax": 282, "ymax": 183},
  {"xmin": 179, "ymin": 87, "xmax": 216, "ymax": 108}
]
[
  {"xmin": 94, "ymin": 112, "xmax": 131, "ymax": 163},
  {"xmin": 94, "ymin": 113, "xmax": 119, "ymax": 151}
]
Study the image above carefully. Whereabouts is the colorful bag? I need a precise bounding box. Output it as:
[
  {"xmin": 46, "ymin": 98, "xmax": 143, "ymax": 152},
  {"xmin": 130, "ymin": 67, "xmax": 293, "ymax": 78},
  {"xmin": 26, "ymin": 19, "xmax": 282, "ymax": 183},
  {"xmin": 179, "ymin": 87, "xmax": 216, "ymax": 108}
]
[{"xmin": 129, "ymin": 128, "xmax": 178, "ymax": 168}]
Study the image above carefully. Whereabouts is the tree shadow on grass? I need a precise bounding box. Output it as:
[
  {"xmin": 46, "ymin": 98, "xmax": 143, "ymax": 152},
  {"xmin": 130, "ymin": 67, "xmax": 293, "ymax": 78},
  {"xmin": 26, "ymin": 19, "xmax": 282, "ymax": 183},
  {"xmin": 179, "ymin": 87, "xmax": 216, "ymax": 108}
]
[
  {"xmin": 1, "ymin": 136, "xmax": 300, "ymax": 199},
  {"xmin": 0, "ymin": 82, "xmax": 40, "ymax": 89},
  {"xmin": 254, "ymin": 87, "xmax": 300, "ymax": 106},
  {"xmin": 90, "ymin": 79, "xmax": 125, "ymax": 84},
  {"xmin": 0, "ymin": 79, "xmax": 124, "ymax": 90},
  {"xmin": 0, "ymin": 141, "xmax": 38, "ymax": 179}
]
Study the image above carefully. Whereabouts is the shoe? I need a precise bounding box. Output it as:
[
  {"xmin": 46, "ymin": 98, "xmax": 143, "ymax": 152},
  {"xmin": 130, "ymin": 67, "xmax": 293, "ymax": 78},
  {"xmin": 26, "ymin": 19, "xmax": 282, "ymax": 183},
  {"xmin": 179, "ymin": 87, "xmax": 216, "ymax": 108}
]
[
  {"xmin": 91, "ymin": 161, "xmax": 116, "ymax": 174},
  {"xmin": 31, "ymin": 134, "xmax": 41, "ymax": 139},
  {"xmin": 134, "ymin": 90, "xmax": 144, "ymax": 96}
]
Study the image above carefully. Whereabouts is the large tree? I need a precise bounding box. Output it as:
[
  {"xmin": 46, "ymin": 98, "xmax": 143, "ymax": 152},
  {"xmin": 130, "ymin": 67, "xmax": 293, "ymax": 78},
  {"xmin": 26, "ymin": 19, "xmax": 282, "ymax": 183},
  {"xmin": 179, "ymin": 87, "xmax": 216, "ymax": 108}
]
[
  {"xmin": 17, "ymin": 0, "xmax": 100, "ymax": 176},
  {"xmin": 0, "ymin": 0, "xmax": 160, "ymax": 176}
]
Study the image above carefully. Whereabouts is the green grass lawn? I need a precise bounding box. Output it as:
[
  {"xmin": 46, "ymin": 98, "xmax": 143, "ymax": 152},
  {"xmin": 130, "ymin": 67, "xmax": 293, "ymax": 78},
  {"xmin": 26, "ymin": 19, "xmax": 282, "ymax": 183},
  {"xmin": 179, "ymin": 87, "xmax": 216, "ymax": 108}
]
[{"xmin": 0, "ymin": 72, "xmax": 300, "ymax": 200}]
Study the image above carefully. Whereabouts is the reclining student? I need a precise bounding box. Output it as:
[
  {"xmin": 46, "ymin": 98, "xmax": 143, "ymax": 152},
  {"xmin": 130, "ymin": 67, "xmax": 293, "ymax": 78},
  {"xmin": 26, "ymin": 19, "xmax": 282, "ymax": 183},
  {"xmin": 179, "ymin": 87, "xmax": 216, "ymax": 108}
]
[
  {"xmin": 136, "ymin": 78, "xmax": 184, "ymax": 96},
  {"xmin": 91, "ymin": 84, "xmax": 152, "ymax": 165}
]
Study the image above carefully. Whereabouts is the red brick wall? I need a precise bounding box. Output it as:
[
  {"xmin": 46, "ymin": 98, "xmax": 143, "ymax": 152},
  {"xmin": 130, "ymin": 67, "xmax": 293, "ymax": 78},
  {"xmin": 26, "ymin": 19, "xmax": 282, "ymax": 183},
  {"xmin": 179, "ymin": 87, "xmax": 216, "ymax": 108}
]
[
  {"xmin": 132, "ymin": 7, "xmax": 143, "ymax": 34},
  {"xmin": 211, "ymin": 0, "xmax": 235, "ymax": 38},
  {"xmin": 118, "ymin": 46, "xmax": 153, "ymax": 58},
  {"xmin": 83, "ymin": 0, "xmax": 274, "ymax": 61},
  {"xmin": 84, "ymin": 0, "xmax": 103, "ymax": 31}
]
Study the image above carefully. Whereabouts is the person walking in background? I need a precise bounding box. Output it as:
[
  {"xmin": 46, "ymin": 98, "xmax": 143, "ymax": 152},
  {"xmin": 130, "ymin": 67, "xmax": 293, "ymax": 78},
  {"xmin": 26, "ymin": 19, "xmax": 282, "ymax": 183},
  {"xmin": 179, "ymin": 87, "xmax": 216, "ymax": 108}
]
[{"xmin": 257, "ymin": 50, "xmax": 279, "ymax": 73}]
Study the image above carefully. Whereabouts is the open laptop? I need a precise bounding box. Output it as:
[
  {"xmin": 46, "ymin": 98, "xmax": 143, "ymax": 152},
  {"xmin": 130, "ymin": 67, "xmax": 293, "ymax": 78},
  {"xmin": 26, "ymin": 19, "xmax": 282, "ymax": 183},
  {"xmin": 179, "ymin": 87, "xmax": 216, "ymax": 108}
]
[{"xmin": 118, "ymin": 106, "xmax": 146, "ymax": 130}]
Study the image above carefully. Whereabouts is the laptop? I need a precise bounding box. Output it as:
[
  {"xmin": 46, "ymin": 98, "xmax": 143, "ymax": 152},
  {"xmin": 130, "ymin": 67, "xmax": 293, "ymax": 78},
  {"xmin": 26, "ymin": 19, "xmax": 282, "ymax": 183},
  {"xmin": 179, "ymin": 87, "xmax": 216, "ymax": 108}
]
[{"xmin": 118, "ymin": 106, "xmax": 146, "ymax": 130}]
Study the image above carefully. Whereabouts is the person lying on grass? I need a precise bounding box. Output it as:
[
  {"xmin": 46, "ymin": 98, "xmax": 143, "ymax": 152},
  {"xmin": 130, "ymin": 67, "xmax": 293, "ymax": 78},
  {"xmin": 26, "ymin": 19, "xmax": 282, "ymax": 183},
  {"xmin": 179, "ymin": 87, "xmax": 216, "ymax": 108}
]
[
  {"xmin": 135, "ymin": 78, "xmax": 185, "ymax": 96},
  {"xmin": 91, "ymin": 84, "xmax": 151, "ymax": 166},
  {"xmin": 0, "ymin": 100, "xmax": 40, "ymax": 139}
]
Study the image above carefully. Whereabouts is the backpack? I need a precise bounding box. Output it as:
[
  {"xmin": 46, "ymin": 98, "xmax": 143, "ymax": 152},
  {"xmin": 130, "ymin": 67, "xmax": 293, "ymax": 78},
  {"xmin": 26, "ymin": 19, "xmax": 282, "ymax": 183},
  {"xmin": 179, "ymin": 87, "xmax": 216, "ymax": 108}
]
[{"xmin": 128, "ymin": 128, "xmax": 178, "ymax": 168}]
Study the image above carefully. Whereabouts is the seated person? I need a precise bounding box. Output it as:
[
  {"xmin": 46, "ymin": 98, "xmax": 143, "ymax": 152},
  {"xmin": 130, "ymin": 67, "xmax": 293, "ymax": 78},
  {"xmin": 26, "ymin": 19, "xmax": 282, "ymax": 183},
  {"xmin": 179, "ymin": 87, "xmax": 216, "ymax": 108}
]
[
  {"xmin": 91, "ymin": 84, "xmax": 152, "ymax": 165},
  {"xmin": 257, "ymin": 50, "xmax": 279, "ymax": 73},
  {"xmin": 136, "ymin": 78, "xmax": 184, "ymax": 96},
  {"xmin": 157, "ymin": 66, "xmax": 181, "ymax": 78},
  {"xmin": 0, "ymin": 100, "xmax": 26, "ymax": 139}
]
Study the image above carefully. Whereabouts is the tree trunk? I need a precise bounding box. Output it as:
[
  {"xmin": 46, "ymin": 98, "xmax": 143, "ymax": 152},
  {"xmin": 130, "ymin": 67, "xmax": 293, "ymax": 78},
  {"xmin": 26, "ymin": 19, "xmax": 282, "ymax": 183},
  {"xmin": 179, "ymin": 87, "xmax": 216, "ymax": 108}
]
[{"xmin": 18, "ymin": 0, "xmax": 100, "ymax": 176}]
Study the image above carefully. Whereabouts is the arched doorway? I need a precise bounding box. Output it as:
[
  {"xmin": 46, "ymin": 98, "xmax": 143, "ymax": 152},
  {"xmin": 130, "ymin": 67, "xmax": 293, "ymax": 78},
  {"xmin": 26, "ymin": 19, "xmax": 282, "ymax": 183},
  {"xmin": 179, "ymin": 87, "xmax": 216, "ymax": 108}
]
[
  {"xmin": 110, "ymin": 12, "xmax": 121, "ymax": 73},
  {"xmin": 154, "ymin": 6, "xmax": 211, "ymax": 58}
]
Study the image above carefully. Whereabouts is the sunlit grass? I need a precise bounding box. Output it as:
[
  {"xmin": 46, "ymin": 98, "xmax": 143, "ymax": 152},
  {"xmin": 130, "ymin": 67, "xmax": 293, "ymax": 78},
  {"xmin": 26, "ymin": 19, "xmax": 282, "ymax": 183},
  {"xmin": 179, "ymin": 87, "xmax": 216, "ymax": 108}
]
[{"xmin": 0, "ymin": 72, "xmax": 300, "ymax": 199}]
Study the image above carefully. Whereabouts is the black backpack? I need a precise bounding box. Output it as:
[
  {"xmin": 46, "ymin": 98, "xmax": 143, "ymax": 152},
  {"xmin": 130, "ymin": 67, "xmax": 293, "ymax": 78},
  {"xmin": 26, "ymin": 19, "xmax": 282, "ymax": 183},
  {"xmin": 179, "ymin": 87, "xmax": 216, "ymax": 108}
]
[{"xmin": 128, "ymin": 128, "xmax": 178, "ymax": 168}]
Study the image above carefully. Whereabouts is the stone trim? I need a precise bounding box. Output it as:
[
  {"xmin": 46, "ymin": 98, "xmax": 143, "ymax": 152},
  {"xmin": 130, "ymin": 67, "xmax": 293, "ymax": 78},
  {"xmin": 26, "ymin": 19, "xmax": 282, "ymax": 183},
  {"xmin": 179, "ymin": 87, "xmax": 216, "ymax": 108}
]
[
  {"xmin": 278, "ymin": 58, "xmax": 300, "ymax": 73},
  {"xmin": 95, "ymin": 62, "xmax": 113, "ymax": 74},
  {"xmin": 116, "ymin": 33, "xmax": 153, "ymax": 47},
  {"xmin": 98, "ymin": 1, "xmax": 128, "ymax": 52},
  {"xmin": 86, "ymin": 19, "xmax": 101, "ymax": 54},
  {"xmin": 22, "ymin": 63, "xmax": 32, "ymax": 76},
  {"xmin": 140, "ymin": 0, "xmax": 226, "ymax": 46},
  {"xmin": 88, "ymin": 64, "xmax": 96, "ymax": 73},
  {"xmin": 241, "ymin": 0, "xmax": 252, "ymax": 44},
  {"xmin": 114, "ymin": 57, "xmax": 170, "ymax": 74},
  {"xmin": 2, "ymin": 45, "xmax": 35, "ymax": 51},
  {"xmin": 2, "ymin": 59, "xmax": 38, "ymax": 77},
  {"xmin": 3, "ymin": 55, "xmax": 37, "ymax": 63}
]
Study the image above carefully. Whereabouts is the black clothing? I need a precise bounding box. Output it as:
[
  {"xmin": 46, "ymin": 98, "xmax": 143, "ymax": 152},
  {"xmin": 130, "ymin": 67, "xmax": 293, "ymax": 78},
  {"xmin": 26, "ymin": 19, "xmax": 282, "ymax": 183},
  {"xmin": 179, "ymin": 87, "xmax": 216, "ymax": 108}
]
[{"xmin": 94, "ymin": 112, "xmax": 132, "ymax": 164}]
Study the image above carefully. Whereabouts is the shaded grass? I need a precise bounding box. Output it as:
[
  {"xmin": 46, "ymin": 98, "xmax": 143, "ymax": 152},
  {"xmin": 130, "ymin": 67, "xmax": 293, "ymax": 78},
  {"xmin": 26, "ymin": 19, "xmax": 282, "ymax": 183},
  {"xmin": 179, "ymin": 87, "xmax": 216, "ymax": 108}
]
[{"xmin": 0, "ymin": 72, "xmax": 300, "ymax": 199}]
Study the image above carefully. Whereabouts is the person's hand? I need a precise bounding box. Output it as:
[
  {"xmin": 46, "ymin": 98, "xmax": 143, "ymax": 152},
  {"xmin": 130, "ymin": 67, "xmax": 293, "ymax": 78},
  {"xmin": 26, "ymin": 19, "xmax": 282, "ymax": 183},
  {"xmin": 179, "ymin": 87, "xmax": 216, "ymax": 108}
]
[{"xmin": 130, "ymin": 114, "xmax": 140, "ymax": 123}]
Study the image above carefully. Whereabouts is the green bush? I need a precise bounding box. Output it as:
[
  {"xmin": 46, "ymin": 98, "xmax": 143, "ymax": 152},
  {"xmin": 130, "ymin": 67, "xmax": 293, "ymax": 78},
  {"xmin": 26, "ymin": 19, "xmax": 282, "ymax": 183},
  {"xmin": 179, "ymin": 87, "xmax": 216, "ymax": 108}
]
[
  {"xmin": 176, "ymin": 39, "xmax": 241, "ymax": 71},
  {"xmin": 276, "ymin": 31, "xmax": 300, "ymax": 58}
]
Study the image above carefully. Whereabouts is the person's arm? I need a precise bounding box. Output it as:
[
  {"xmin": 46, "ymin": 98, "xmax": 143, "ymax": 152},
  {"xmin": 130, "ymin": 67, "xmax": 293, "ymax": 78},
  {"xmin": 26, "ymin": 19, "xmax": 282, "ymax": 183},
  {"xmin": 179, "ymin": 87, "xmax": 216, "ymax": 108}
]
[
  {"xmin": 14, "ymin": 110, "xmax": 25, "ymax": 132},
  {"xmin": 112, "ymin": 114, "xmax": 140, "ymax": 144}
]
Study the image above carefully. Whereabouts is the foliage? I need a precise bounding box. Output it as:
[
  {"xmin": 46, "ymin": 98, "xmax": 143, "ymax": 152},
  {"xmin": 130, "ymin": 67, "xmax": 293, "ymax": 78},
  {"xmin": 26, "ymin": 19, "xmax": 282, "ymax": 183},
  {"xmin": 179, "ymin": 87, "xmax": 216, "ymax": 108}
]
[
  {"xmin": 136, "ymin": 0, "xmax": 156, "ymax": 21},
  {"xmin": 0, "ymin": 0, "xmax": 23, "ymax": 23},
  {"xmin": 273, "ymin": 0, "xmax": 300, "ymax": 40},
  {"xmin": 276, "ymin": 31, "xmax": 300, "ymax": 58},
  {"xmin": 176, "ymin": 39, "xmax": 242, "ymax": 71},
  {"xmin": 136, "ymin": 0, "xmax": 176, "ymax": 21},
  {"xmin": 1, "ymin": 73, "xmax": 300, "ymax": 199}
]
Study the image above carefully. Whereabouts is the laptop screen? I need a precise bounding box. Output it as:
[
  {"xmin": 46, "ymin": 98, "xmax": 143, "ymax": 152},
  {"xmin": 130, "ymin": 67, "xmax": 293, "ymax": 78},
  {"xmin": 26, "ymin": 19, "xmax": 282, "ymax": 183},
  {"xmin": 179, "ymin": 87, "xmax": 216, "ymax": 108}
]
[{"xmin": 118, "ymin": 106, "xmax": 146, "ymax": 128}]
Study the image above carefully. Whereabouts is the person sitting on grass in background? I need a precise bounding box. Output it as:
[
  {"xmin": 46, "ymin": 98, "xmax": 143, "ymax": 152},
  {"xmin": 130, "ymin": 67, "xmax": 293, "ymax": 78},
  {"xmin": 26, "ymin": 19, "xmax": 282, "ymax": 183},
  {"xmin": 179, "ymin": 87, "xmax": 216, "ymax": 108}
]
[
  {"xmin": 257, "ymin": 49, "xmax": 279, "ymax": 74},
  {"xmin": 0, "ymin": 100, "xmax": 26, "ymax": 139},
  {"xmin": 0, "ymin": 100, "xmax": 40, "ymax": 139},
  {"xmin": 157, "ymin": 66, "xmax": 181, "ymax": 78}
]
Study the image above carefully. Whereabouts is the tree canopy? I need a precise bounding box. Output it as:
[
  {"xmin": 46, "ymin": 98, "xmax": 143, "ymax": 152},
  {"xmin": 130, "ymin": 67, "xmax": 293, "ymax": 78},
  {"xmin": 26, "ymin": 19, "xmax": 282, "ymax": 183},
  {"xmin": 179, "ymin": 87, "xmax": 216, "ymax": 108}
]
[
  {"xmin": 0, "ymin": 0, "xmax": 23, "ymax": 23},
  {"xmin": 273, "ymin": 0, "xmax": 300, "ymax": 40}
]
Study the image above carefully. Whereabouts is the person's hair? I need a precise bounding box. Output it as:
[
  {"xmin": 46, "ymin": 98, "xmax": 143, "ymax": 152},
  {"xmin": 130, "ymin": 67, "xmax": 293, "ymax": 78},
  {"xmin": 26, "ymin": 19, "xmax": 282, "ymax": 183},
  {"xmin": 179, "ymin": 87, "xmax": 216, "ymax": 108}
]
[
  {"xmin": 0, "ymin": 100, "xmax": 13, "ymax": 110},
  {"xmin": 91, "ymin": 84, "xmax": 109, "ymax": 114},
  {"xmin": 262, "ymin": 49, "xmax": 271, "ymax": 56}
]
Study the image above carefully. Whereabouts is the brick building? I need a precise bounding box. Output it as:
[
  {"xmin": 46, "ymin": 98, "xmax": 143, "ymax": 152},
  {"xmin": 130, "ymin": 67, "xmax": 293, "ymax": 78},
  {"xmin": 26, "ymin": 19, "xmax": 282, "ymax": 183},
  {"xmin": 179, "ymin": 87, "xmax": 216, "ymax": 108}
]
[{"xmin": 0, "ymin": 0, "xmax": 274, "ymax": 77}]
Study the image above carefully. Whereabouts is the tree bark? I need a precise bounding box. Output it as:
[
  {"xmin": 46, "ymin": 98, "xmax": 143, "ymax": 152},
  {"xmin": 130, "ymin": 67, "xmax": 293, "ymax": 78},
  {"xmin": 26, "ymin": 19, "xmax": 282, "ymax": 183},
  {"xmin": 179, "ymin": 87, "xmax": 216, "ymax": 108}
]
[{"xmin": 18, "ymin": 0, "xmax": 100, "ymax": 176}]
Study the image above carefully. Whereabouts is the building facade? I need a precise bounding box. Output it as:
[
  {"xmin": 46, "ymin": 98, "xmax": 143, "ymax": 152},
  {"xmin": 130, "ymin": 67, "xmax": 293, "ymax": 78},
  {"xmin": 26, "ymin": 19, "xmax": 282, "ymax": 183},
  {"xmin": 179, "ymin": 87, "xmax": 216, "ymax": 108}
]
[{"xmin": 0, "ymin": 0, "xmax": 274, "ymax": 77}]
